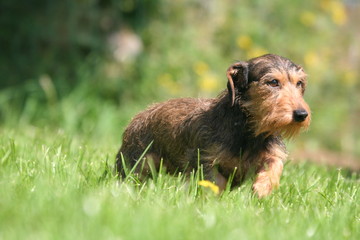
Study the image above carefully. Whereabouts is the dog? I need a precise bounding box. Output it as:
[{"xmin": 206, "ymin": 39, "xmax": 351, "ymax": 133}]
[{"xmin": 115, "ymin": 54, "xmax": 311, "ymax": 198}]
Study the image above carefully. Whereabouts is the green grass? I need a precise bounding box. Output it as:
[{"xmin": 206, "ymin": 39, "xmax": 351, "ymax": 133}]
[
  {"xmin": 1, "ymin": 0, "xmax": 359, "ymax": 239},
  {"xmin": 0, "ymin": 127, "xmax": 359, "ymax": 240}
]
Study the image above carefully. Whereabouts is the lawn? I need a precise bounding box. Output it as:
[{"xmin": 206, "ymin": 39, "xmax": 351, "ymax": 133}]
[
  {"xmin": 1, "ymin": 1, "xmax": 359, "ymax": 239},
  {"xmin": 0, "ymin": 127, "xmax": 359, "ymax": 240}
]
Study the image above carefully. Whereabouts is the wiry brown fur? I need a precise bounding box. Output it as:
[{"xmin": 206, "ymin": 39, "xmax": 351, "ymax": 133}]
[{"xmin": 115, "ymin": 54, "xmax": 311, "ymax": 198}]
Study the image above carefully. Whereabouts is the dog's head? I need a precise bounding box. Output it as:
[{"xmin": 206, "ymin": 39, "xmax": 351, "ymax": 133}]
[{"xmin": 226, "ymin": 54, "xmax": 311, "ymax": 138}]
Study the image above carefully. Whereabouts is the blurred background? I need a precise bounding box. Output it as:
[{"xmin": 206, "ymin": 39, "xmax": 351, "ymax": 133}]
[{"xmin": 0, "ymin": 0, "xmax": 359, "ymax": 169}]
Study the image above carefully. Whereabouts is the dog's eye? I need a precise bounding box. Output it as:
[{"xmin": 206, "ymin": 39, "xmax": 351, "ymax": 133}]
[
  {"xmin": 296, "ymin": 81, "xmax": 304, "ymax": 88},
  {"xmin": 267, "ymin": 79, "xmax": 280, "ymax": 87}
]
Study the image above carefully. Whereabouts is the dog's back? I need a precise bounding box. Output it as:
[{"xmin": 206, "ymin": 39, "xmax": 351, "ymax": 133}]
[{"xmin": 116, "ymin": 97, "xmax": 216, "ymax": 177}]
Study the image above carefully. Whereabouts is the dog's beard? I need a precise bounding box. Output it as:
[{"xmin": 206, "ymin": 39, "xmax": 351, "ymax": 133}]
[{"xmin": 245, "ymin": 106, "xmax": 310, "ymax": 138}]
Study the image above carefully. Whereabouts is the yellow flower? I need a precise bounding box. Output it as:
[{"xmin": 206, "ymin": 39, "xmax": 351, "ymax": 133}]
[
  {"xmin": 198, "ymin": 180, "xmax": 220, "ymax": 195},
  {"xmin": 246, "ymin": 47, "xmax": 268, "ymax": 59},
  {"xmin": 157, "ymin": 73, "xmax": 181, "ymax": 95},
  {"xmin": 300, "ymin": 11, "xmax": 316, "ymax": 27},
  {"xmin": 304, "ymin": 52, "xmax": 320, "ymax": 68},
  {"xmin": 343, "ymin": 70, "xmax": 357, "ymax": 87},
  {"xmin": 330, "ymin": 1, "xmax": 347, "ymax": 26},
  {"xmin": 198, "ymin": 74, "xmax": 220, "ymax": 93},
  {"xmin": 237, "ymin": 35, "xmax": 253, "ymax": 50},
  {"xmin": 320, "ymin": 0, "xmax": 332, "ymax": 11},
  {"xmin": 194, "ymin": 61, "xmax": 209, "ymax": 76},
  {"xmin": 320, "ymin": 0, "xmax": 347, "ymax": 26}
]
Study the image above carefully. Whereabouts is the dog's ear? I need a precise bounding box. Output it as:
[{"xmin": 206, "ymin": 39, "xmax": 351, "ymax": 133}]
[{"xmin": 226, "ymin": 61, "xmax": 249, "ymax": 106}]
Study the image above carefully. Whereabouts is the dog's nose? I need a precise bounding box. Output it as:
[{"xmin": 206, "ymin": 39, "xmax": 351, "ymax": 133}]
[{"xmin": 293, "ymin": 109, "xmax": 308, "ymax": 122}]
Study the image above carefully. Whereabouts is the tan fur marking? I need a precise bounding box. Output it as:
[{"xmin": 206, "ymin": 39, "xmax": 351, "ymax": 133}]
[{"xmin": 252, "ymin": 143, "xmax": 287, "ymax": 198}]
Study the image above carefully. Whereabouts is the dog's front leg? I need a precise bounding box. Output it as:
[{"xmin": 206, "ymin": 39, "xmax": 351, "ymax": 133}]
[{"xmin": 252, "ymin": 145, "xmax": 287, "ymax": 198}]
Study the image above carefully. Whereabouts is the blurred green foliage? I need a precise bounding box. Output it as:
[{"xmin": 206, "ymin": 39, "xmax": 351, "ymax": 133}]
[{"xmin": 0, "ymin": 0, "xmax": 359, "ymax": 157}]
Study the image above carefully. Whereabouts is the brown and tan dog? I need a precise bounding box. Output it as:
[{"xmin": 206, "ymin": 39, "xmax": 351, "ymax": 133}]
[{"xmin": 116, "ymin": 54, "xmax": 311, "ymax": 198}]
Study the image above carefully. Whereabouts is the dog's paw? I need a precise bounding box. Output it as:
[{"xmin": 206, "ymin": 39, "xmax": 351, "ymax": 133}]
[{"xmin": 252, "ymin": 175, "xmax": 273, "ymax": 198}]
